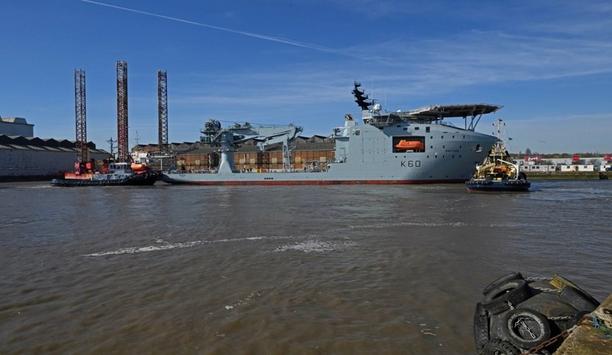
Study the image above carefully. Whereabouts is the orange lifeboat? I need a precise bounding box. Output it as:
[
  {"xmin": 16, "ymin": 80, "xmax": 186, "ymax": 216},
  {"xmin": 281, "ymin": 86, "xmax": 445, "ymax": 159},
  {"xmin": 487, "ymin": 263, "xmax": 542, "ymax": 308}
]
[
  {"xmin": 395, "ymin": 139, "xmax": 424, "ymax": 151},
  {"xmin": 131, "ymin": 163, "xmax": 148, "ymax": 172}
]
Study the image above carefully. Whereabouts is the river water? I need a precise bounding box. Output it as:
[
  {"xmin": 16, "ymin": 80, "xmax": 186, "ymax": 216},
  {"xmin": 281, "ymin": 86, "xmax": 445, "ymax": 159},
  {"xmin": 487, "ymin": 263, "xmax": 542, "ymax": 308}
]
[{"xmin": 0, "ymin": 180, "xmax": 610, "ymax": 354}]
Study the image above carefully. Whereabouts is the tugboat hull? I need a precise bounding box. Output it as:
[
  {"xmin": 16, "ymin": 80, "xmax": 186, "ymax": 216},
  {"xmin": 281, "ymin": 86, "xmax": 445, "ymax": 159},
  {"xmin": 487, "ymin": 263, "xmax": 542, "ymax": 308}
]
[
  {"xmin": 466, "ymin": 179, "xmax": 530, "ymax": 192},
  {"xmin": 51, "ymin": 172, "xmax": 159, "ymax": 187}
]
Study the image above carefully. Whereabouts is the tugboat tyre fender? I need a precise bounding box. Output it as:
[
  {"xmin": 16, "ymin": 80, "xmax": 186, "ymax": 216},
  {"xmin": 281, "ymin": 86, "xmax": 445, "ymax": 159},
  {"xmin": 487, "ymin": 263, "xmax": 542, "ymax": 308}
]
[
  {"xmin": 473, "ymin": 302, "xmax": 490, "ymax": 350},
  {"xmin": 502, "ymin": 308, "xmax": 551, "ymax": 349},
  {"xmin": 482, "ymin": 280, "xmax": 531, "ymax": 315},
  {"xmin": 480, "ymin": 340, "xmax": 520, "ymax": 355},
  {"xmin": 559, "ymin": 286, "xmax": 599, "ymax": 313},
  {"xmin": 518, "ymin": 172, "xmax": 527, "ymax": 181},
  {"xmin": 483, "ymin": 272, "xmax": 524, "ymax": 296}
]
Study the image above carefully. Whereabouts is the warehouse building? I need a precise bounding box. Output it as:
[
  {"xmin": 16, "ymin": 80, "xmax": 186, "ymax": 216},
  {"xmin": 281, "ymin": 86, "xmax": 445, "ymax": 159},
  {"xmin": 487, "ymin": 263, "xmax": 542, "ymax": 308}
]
[
  {"xmin": 0, "ymin": 117, "xmax": 109, "ymax": 180},
  {"xmin": 132, "ymin": 135, "xmax": 335, "ymax": 172}
]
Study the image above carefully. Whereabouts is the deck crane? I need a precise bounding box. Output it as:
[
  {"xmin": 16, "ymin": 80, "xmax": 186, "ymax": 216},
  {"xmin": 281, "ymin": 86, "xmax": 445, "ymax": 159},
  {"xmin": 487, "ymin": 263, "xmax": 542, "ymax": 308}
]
[{"xmin": 201, "ymin": 120, "xmax": 303, "ymax": 173}]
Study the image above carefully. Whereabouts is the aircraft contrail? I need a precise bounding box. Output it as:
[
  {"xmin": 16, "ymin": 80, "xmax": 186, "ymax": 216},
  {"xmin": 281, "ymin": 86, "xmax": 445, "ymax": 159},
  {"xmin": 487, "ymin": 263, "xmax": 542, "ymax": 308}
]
[{"xmin": 81, "ymin": 0, "xmax": 342, "ymax": 55}]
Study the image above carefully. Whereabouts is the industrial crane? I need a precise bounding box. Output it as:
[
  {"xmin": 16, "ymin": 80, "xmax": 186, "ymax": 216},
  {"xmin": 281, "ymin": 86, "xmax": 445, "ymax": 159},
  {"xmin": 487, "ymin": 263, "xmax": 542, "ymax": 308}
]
[{"xmin": 201, "ymin": 120, "xmax": 303, "ymax": 173}]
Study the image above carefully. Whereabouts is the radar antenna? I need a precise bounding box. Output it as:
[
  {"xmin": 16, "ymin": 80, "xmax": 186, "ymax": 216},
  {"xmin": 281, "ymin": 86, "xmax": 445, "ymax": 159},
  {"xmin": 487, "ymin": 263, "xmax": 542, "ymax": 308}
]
[{"xmin": 352, "ymin": 82, "xmax": 372, "ymax": 110}]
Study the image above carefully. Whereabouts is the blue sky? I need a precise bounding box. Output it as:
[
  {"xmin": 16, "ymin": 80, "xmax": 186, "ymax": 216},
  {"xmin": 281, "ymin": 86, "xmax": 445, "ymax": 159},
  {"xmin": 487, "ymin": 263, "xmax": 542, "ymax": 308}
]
[{"xmin": 1, "ymin": 0, "xmax": 611, "ymax": 153}]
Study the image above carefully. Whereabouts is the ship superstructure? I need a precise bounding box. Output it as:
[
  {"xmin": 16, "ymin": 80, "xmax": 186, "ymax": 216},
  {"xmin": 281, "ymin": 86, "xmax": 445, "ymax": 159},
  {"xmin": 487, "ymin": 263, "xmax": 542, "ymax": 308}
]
[{"xmin": 162, "ymin": 83, "xmax": 500, "ymax": 185}]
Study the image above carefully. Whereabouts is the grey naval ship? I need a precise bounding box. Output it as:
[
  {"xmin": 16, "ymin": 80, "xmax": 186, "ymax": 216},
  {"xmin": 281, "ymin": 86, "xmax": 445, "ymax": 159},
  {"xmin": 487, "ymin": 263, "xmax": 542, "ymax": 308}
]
[{"xmin": 162, "ymin": 83, "xmax": 500, "ymax": 185}]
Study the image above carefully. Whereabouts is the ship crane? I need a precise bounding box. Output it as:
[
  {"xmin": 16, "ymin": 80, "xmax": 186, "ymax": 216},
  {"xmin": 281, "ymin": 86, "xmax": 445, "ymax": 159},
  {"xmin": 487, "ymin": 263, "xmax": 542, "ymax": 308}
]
[{"xmin": 201, "ymin": 120, "xmax": 302, "ymax": 173}]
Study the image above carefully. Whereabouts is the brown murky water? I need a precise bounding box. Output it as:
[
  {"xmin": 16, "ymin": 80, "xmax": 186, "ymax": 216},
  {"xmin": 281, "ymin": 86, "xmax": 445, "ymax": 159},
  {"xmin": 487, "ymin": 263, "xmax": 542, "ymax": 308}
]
[{"xmin": 1, "ymin": 181, "xmax": 610, "ymax": 354}]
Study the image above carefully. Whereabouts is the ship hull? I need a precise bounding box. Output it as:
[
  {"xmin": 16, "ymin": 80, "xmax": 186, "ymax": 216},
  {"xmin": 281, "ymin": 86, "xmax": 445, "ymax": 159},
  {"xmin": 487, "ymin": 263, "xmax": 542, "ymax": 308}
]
[
  {"xmin": 51, "ymin": 172, "xmax": 159, "ymax": 187},
  {"xmin": 163, "ymin": 120, "xmax": 499, "ymax": 186},
  {"xmin": 161, "ymin": 175, "xmax": 465, "ymax": 186},
  {"xmin": 465, "ymin": 179, "xmax": 530, "ymax": 192}
]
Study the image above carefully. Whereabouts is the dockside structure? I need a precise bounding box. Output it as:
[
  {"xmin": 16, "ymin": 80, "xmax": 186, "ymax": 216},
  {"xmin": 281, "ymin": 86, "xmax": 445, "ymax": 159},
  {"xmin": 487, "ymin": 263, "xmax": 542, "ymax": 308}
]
[{"xmin": 132, "ymin": 135, "xmax": 335, "ymax": 172}]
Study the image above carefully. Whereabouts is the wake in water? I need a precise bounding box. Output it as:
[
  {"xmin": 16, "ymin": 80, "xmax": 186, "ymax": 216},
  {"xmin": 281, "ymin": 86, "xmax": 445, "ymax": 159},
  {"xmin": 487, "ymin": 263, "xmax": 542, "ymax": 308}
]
[
  {"xmin": 348, "ymin": 221, "xmax": 467, "ymax": 229},
  {"xmin": 84, "ymin": 235, "xmax": 296, "ymax": 257},
  {"xmin": 274, "ymin": 239, "xmax": 356, "ymax": 253},
  {"xmin": 345, "ymin": 221, "xmax": 533, "ymax": 230}
]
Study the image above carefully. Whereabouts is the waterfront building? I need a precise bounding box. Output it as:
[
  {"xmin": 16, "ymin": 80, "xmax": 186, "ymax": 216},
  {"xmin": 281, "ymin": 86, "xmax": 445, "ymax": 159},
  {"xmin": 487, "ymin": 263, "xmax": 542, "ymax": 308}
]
[{"xmin": 0, "ymin": 116, "xmax": 109, "ymax": 180}]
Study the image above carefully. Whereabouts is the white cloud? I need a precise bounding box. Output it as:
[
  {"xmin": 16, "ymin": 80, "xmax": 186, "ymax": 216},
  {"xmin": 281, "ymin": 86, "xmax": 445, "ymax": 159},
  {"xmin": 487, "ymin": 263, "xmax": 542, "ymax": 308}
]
[
  {"xmin": 170, "ymin": 27, "xmax": 612, "ymax": 111},
  {"xmin": 505, "ymin": 113, "xmax": 612, "ymax": 153}
]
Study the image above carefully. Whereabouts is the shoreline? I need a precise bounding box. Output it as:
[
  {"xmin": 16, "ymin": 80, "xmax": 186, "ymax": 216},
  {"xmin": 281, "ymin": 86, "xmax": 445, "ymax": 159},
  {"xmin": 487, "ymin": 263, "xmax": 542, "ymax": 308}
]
[{"xmin": 526, "ymin": 172, "xmax": 610, "ymax": 180}]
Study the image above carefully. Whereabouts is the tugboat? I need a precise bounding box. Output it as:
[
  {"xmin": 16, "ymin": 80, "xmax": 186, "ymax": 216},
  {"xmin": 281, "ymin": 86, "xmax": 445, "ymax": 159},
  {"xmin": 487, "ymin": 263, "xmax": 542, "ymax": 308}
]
[
  {"xmin": 51, "ymin": 160, "xmax": 159, "ymax": 187},
  {"xmin": 466, "ymin": 119, "xmax": 530, "ymax": 192}
]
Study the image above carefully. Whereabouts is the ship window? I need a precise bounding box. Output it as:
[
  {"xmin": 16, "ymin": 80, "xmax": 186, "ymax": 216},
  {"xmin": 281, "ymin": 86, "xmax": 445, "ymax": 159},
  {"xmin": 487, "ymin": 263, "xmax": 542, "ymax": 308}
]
[
  {"xmin": 452, "ymin": 136, "xmax": 455, "ymax": 139},
  {"xmin": 355, "ymin": 130, "xmax": 360, "ymax": 135},
  {"xmin": 426, "ymin": 127, "xmax": 430, "ymax": 133},
  {"xmin": 414, "ymin": 127, "xmax": 419, "ymax": 130},
  {"xmin": 430, "ymin": 145, "xmax": 433, "ymax": 149},
  {"xmin": 392, "ymin": 136, "xmax": 425, "ymax": 153},
  {"xmin": 443, "ymin": 145, "xmax": 445, "ymax": 149},
  {"xmin": 430, "ymin": 136, "xmax": 433, "ymax": 139},
  {"xmin": 403, "ymin": 128, "xmax": 408, "ymax": 131},
  {"xmin": 441, "ymin": 136, "xmax": 444, "ymax": 139}
]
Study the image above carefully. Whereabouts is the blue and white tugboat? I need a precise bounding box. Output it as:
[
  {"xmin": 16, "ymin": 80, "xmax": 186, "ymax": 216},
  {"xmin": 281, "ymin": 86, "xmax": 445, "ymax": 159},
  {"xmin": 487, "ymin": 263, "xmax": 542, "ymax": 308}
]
[
  {"xmin": 466, "ymin": 119, "xmax": 530, "ymax": 192},
  {"xmin": 51, "ymin": 161, "xmax": 159, "ymax": 187}
]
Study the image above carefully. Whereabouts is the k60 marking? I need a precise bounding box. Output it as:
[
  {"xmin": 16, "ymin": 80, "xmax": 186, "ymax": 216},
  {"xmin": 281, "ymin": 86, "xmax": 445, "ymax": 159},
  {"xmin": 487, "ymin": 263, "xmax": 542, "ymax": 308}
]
[{"xmin": 401, "ymin": 160, "xmax": 421, "ymax": 168}]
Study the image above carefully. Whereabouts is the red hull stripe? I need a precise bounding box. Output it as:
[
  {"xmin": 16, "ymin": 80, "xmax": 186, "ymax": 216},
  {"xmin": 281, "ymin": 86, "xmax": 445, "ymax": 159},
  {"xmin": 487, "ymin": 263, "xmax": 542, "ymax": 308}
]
[{"xmin": 166, "ymin": 179, "xmax": 466, "ymax": 186}]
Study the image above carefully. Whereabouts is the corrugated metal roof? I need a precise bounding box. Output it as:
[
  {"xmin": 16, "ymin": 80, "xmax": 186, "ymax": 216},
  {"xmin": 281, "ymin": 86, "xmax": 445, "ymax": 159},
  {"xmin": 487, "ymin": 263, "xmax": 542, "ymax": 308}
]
[
  {"xmin": 26, "ymin": 145, "xmax": 46, "ymax": 151},
  {"xmin": 0, "ymin": 135, "xmax": 97, "ymax": 148},
  {"xmin": 0, "ymin": 134, "xmax": 107, "ymax": 154}
]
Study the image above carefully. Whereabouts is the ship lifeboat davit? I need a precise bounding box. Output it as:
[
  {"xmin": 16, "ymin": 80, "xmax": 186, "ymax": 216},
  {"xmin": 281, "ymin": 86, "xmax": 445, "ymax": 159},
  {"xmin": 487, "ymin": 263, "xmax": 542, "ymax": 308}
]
[{"xmin": 395, "ymin": 139, "xmax": 424, "ymax": 151}]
